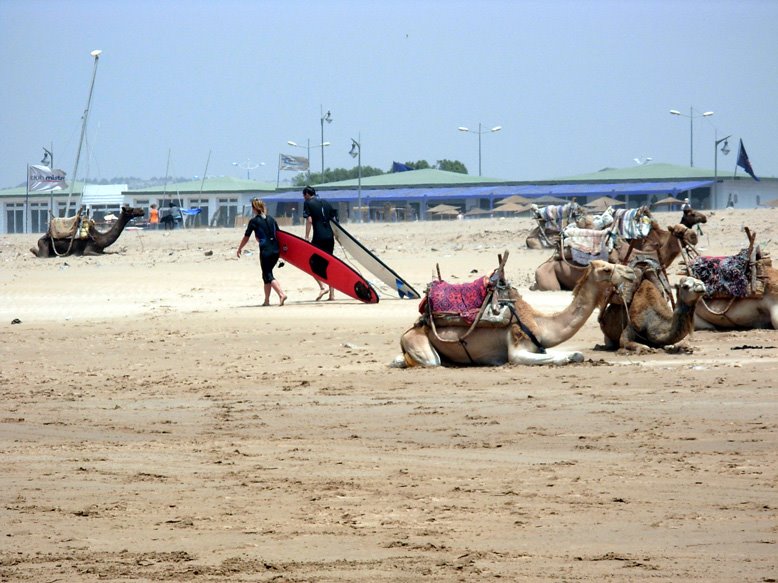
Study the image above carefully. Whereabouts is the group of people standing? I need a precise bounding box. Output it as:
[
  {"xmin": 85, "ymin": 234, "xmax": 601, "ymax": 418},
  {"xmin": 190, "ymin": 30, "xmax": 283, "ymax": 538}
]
[{"xmin": 236, "ymin": 185, "xmax": 337, "ymax": 306}]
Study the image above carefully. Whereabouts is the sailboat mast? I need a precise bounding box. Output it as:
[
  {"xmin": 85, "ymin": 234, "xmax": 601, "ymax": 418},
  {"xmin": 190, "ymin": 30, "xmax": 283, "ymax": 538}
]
[{"xmin": 65, "ymin": 49, "xmax": 102, "ymax": 215}]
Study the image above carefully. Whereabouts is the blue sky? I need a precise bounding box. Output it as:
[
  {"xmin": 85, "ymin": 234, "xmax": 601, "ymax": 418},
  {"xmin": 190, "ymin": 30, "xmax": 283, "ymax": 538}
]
[{"xmin": 1, "ymin": 0, "xmax": 776, "ymax": 188}]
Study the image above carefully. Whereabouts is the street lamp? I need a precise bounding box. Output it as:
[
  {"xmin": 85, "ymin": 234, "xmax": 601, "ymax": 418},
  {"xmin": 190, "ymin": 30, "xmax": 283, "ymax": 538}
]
[
  {"xmin": 713, "ymin": 133, "xmax": 731, "ymax": 207},
  {"xmin": 287, "ymin": 139, "xmax": 330, "ymax": 181},
  {"xmin": 320, "ymin": 107, "xmax": 333, "ymax": 176},
  {"xmin": 232, "ymin": 158, "xmax": 264, "ymax": 180},
  {"xmin": 457, "ymin": 123, "xmax": 502, "ymax": 176},
  {"xmin": 669, "ymin": 107, "xmax": 714, "ymax": 167},
  {"xmin": 349, "ymin": 135, "xmax": 362, "ymax": 222}
]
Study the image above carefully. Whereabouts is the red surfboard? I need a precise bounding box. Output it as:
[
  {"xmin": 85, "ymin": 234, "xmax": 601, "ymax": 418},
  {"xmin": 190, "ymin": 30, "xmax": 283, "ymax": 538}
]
[{"xmin": 277, "ymin": 230, "xmax": 379, "ymax": 304}]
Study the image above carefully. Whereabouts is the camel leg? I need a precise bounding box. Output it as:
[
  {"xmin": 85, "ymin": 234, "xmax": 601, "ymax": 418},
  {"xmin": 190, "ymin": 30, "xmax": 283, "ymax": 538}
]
[
  {"xmin": 30, "ymin": 237, "xmax": 48, "ymax": 257},
  {"xmin": 508, "ymin": 348, "xmax": 584, "ymax": 365},
  {"xmin": 693, "ymin": 313, "xmax": 717, "ymax": 330},
  {"xmin": 618, "ymin": 328, "xmax": 656, "ymax": 353},
  {"xmin": 392, "ymin": 326, "xmax": 442, "ymax": 368},
  {"xmin": 532, "ymin": 262, "xmax": 562, "ymax": 291},
  {"xmin": 769, "ymin": 302, "xmax": 778, "ymax": 329}
]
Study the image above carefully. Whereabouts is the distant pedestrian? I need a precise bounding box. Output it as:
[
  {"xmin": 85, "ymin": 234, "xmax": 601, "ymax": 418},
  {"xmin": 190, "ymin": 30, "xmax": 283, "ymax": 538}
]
[
  {"xmin": 302, "ymin": 186, "xmax": 338, "ymax": 301},
  {"xmin": 237, "ymin": 198, "xmax": 286, "ymax": 306},
  {"xmin": 149, "ymin": 204, "xmax": 159, "ymax": 229}
]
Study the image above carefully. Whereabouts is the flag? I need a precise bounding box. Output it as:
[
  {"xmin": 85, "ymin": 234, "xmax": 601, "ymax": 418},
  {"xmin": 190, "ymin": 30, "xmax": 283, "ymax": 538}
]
[
  {"xmin": 28, "ymin": 164, "xmax": 68, "ymax": 192},
  {"xmin": 391, "ymin": 162, "xmax": 413, "ymax": 172},
  {"xmin": 736, "ymin": 139, "xmax": 759, "ymax": 181},
  {"xmin": 279, "ymin": 154, "xmax": 309, "ymax": 171}
]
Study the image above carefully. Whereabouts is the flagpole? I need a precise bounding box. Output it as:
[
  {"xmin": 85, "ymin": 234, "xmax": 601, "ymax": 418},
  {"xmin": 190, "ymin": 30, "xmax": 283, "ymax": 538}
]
[
  {"xmin": 276, "ymin": 154, "xmax": 281, "ymax": 189},
  {"xmin": 65, "ymin": 49, "xmax": 102, "ymax": 216},
  {"xmin": 25, "ymin": 164, "xmax": 30, "ymax": 234}
]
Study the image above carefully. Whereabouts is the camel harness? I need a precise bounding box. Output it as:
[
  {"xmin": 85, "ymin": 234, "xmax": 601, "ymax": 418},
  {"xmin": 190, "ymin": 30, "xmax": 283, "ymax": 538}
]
[{"xmin": 421, "ymin": 251, "xmax": 546, "ymax": 363}]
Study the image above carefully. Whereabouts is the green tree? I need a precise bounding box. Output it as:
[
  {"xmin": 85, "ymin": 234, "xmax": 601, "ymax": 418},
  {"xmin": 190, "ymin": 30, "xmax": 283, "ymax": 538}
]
[
  {"xmin": 403, "ymin": 160, "xmax": 431, "ymax": 170},
  {"xmin": 291, "ymin": 166, "xmax": 385, "ymax": 187},
  {"xmin": 437, "ymin": 159, "xmax": 468, "ymax": 174}
]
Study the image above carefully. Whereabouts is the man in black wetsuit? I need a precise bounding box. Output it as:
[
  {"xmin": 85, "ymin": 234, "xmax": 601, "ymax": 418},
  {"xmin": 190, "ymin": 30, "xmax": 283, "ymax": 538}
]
[{"xmin": 303, "ymin": 185, "xmax": 338, "ymax": 301}]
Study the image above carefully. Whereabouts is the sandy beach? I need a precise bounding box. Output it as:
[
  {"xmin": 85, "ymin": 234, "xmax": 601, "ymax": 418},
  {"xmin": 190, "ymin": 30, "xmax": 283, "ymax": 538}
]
[{"xmin": 1, "ymin": 208, "xmax": 776, "ymax": 581}]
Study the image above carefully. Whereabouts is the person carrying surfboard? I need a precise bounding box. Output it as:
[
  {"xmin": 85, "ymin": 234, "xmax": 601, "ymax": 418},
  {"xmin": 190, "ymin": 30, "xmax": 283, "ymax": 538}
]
[
  {"xmin": 236, "ymin": 198, "xmax": 287, "ymax": 306},
  {"xmin": 303, "ymin": 185, "xmax": 338, "ymax": 301}
]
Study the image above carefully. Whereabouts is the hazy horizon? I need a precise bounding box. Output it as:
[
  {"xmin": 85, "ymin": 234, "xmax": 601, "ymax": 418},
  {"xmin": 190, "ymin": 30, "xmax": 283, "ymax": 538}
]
[{"xmin": 2, "ymin": 0, "xmax": 776, "ymax": 189}]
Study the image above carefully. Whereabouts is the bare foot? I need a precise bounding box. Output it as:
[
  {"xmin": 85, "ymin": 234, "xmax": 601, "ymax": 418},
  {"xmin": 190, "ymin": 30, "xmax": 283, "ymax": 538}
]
[
  {"xmin": 279, "ymin": 294, "xmax": 287, "ymax": 306},
  {"xmin": 315, "ymin": 288, "xmax": 329, "ymax": 301},
  {"xmin": 261, "ymin": 301, "xmax": 270, "ymax": 307}
]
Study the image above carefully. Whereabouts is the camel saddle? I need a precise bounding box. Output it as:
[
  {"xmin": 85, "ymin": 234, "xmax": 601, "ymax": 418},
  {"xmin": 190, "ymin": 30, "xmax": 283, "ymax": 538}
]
[
  {"xmin": 419, "ymin": 271, "xmax": 513, "ymax": 329},
  {"xmin": 686, "ymin": 228, "xmax": 770, "ymax": 299},
  {"xmin": 49, "ymin": 215, "xmax": 93, "ymax": 239}
]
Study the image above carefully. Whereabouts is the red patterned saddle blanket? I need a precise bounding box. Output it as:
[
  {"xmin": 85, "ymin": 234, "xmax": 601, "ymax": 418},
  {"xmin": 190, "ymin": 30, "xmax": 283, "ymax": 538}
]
[{"xmin": 419, "ymin": 276, "xmax": 490, "ymax": 324}]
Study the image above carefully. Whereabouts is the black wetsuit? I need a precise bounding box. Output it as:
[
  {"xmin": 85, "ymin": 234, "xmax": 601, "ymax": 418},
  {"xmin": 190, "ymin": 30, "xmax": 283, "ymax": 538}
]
[
  {"xmin": 244, "ymin": 214, "xmax": 280, "ymax": 283},
  {"xmin": 303, "ymin": 196, "xmax": 337, "ymax": 254}
]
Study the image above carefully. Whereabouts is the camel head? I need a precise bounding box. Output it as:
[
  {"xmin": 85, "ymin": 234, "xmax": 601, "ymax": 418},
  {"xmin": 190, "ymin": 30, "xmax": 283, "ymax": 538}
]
[
  {"xmin": 681, "ymin": 208, "xmax": 707, "ymax": 228},
  {"xmin": 667, "ymin": 223, "xmax": 698, "ymax": 246},
  {"xmin": 579, "ymin": 260, "xmax": 636, "ymax": 292},
  {"xmin": 675, "ymin": 276, "xmax": 706, "ymax": 305},
  {"xmin": 121, "ymin": 206, "xmax": 145, "ymax": 220}
]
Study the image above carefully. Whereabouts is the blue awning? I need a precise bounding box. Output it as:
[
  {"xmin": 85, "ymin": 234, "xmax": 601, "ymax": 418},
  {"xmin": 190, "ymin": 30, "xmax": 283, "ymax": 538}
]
[{"xmin": 264, "ymin": 180, "xmax": 714, "ymax": 204}]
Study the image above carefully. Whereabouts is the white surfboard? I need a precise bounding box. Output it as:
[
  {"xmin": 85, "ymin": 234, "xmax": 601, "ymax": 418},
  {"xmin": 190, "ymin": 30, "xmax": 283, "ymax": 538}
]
[{"xmin": 331, "ymin": 221, "xmax": 420, "ymax": 299}]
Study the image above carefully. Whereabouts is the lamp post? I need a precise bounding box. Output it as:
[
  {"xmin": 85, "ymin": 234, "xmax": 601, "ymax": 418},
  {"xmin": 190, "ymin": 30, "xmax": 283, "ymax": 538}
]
[
  {"xmin": 713, "ymin": 133, "xmax": 731, "ymax": 208},
  {"xmin": 320, "ymin": 107, "xmax": 332, "ymax": 176},
  {"xmin": 457, "ymin": 123, "xmax": 502, "ymax": 176},
  {"xmin": 288, "ymin": 139, "xmax": 330, "ymax": 181},
  {"xmin": 232, "ymin": 158, "xmax": 263, "ymax": 179},
  {"xmin": 669, "ymin": 107, "xmax": 713, "ymax": 167},
  {"xmin": 349, "ymin": 135, "xmax": 362, "ymax": 222}
]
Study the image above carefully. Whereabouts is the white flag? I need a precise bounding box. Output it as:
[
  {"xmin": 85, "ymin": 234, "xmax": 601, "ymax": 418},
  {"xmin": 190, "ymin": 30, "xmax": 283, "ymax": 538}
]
[
  {"xmin": 279, "ymin": 154, "xmax": 309, "ymax": 171},
  {"xmin": 28, "ymin": 165, "xmax": 68, "ymax": 192}
]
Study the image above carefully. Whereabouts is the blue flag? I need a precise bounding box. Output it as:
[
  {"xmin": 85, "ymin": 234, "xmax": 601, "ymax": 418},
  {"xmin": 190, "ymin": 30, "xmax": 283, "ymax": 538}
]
[
  {"xmin": 736, "ymin": 139, "xmax": 759, "ymax": 181},
  {"xmin": 391, "ymin": 161, "xmax": 413, "ymax": 173}
]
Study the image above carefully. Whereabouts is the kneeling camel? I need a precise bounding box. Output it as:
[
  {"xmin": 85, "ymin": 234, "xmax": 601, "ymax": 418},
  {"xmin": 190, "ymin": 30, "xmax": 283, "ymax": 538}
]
[
  {"xmin": 597, "ymin": 269, "xmax": 707, "ymax": 353},
  {"xmin": 393, "ymin": 260, "xmax": 635, "ymax": 367}
]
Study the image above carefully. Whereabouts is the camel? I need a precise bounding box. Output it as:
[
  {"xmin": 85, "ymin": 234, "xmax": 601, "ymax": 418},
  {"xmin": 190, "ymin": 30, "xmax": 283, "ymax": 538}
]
[
  {"xmin": 597, "ymin": 265, "xmax": 707, "ymax": 353},
  {"xmin": 532, "ymin": 222, "xmax": 697, "ymax": 292},
  {"xmin": 693, "ymin": 255, "xmax": 778, "ymax": 330},
  {"xmin": 694, "ymin": 270, "xmax": 778, "ymax": 329},
  {"xmin": 391, "ymin": 259, "xmax": 636, "ymax": 367},
  {"xmin": 525, "ymin": 202, "xmax": 591, "ymax": 249},
  {"xmin": 30, "ymin": 206, "xmax": 145, "ymax": 257}
]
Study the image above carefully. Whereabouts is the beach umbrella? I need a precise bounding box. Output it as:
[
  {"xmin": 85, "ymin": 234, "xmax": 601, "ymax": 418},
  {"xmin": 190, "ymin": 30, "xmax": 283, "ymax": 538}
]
[
  {"xmin": 585, "ymin": 196, "xmax": 625, "ymax": 210},
  {"xmin": 427, "ymin": 203, "xmax": 460, "ymax": 214},
  {"xmin": 494, "ymin": 202, "xmax": 531, "ymax": 213},
  {"xmin": 431, "ymin": 208, "xmax": 461, "ymax": 219},
  {"xmin": 652, "ymin": 196, "xmax": 685, "ymax": 207},
  {"xmin": 496, "ymin": 194, "xmax": 531, "ymax": 206},
  {"xmin": 530, "ymin": 195, "xmax": 568, "ymax": 205},
  {"xmin": 465, "ymin": 207, "xmax": 491, "ymax": 216},
  {"xmin": 761, "ymin": 198, "xmax": 778, "ymax": 207}
]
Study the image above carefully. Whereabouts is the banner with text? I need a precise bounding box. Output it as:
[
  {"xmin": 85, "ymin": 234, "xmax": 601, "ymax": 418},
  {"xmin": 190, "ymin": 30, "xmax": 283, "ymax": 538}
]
[
  {"xmin": 279, "ymin": 154, "xmax": 309, "ymax": 171},
  {"xmin": 28, "ymin": 164, "xmax": 68, "ymax": 192}
]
